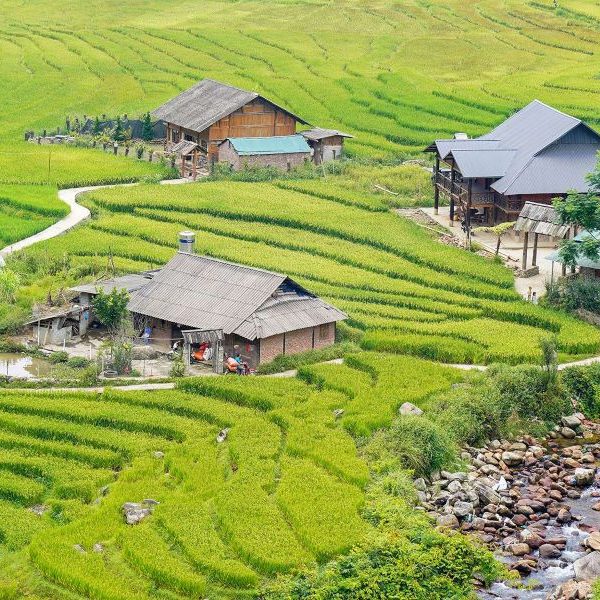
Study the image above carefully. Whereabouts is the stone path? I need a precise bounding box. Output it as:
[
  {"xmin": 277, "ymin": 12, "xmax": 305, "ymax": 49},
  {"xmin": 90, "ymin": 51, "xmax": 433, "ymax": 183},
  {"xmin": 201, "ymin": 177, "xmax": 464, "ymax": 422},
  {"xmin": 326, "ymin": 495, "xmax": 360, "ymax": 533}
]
[{"xmin": 0, "ymin": 178, "xmax": 190, "ymax": 259}]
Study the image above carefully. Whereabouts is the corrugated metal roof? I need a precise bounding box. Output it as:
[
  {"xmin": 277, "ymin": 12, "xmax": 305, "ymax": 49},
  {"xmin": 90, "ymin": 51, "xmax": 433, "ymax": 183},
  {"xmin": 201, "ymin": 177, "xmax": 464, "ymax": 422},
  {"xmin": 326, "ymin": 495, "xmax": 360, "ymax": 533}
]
[
  {"xmin": 127, "ymin": 253, "xmax": 345, "ymax": 338},
  {"xmin": 429, "ymin": 100, "xmax": 600, "ymax": 195},
  {"xmin": 514, "ymin": 202, "xmax": 570, "ymax": 237},
  {"xmin": 152, "ymin": 79, "xmax": 309, "ymax": 132},
  {"xmin": 171, "ymin": 140, "xmax": 198, "ymax": 155},
  {"xmin": 499, "ymin": 143, "xmax": 599, "ymax": 195},
  {"xmin": 450, "ymin": 149, "xmax": 516, "ymax": 178},
  {"xmin": 547, "ymin": 230, "xmax": 600, "ymax": 266},
  {"xmin": 71, "ymin": 274, "xmax": 154, "ymax": 295},
  {"xmin": 226, "ymin": 135, "xmax": 311, "ymax": 155},
  {"xmin": 300, "ymin": 128, "xmax": 353, "ymax": 141}
]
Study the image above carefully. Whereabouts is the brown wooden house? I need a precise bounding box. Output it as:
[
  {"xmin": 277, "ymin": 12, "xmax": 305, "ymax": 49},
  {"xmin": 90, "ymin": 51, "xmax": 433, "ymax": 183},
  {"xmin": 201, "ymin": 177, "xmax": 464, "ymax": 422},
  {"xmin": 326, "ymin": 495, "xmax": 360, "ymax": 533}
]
[
  {"xmin": 426, "ymin": 100, "xmax": 600, "ymax": 227},
  {"xmin": 153, "ymin": 79, "xmax": 309, "ymax": 169}
]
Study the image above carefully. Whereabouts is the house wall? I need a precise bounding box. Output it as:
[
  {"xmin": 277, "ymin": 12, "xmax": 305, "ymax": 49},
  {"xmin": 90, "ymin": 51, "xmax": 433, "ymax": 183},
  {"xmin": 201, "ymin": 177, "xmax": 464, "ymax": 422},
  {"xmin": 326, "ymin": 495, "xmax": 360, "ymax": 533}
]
[
  {"xmin": 258, "ymin": 322, "xmax": 337, "ymax": 364},
  {"xmin": 218, "ymin": 142, "xmax": 310, "ymax": 171},
  {"xmin": 312, "ymin": 136, "xmax": 345, "ymax": 165},
  {"xmin": 148, "ymin": 318, "xmax": 173, "ymax": 350}
]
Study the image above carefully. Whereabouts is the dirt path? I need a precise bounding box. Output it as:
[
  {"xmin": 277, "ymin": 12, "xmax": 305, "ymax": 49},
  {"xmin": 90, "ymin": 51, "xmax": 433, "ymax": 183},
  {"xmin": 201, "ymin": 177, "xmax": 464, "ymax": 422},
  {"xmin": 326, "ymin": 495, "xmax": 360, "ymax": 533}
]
[{"xmin": 0, "ymin": 178, "xmax": 189, "ymax": 259}]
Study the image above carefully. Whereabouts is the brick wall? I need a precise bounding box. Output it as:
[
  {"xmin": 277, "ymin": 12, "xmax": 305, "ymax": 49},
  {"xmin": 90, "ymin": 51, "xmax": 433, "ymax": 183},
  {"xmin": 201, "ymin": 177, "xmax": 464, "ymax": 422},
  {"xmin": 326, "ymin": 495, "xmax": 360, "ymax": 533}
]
[
  {"xmin": 258, "ymin": 322, "xmax": 337, "ymax": 364},
  {"xmin": 260, "ymin": 333, "xmax": 284, "ymax": 363},
  {"xmin": 218, "ymin": 142, "xmax": 311, "ymax": 172}
]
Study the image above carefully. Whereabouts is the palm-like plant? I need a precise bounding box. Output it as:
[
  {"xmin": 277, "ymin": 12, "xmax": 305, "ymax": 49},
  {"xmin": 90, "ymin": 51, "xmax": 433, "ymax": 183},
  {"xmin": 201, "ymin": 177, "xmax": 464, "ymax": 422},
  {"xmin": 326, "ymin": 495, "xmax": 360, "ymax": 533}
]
[{"xmin": 473, "ymin": 221, "xmax": 516, "ymax": 255}]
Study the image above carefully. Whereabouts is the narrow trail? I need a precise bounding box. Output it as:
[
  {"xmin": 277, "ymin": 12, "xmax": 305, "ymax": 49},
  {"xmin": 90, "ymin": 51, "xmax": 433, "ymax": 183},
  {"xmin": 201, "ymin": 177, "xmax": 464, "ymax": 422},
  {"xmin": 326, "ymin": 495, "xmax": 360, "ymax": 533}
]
[{"xmin": 0, "ymin": 178, "xmax": 189, "ymax": 259}]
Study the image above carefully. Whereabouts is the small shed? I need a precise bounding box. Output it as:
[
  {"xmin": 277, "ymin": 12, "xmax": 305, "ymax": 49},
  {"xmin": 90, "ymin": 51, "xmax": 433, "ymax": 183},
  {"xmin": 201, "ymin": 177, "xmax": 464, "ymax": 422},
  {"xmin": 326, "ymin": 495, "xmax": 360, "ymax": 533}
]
[
  {"xmin": 514, "ymin": 202, "xmax": 570, "ymax": 270},
  {"xmin": 546, "ymin": 230, "xmax": 600, "ymax": 279},
  {"xmin": 170, "ymin": 140, "xmax": 203, "ymax": 178},
  {"xmin": 300, "ymin": 128, "xmax": 353, "ymax": 164},
  {"xmin": 218, "ymin": 134, "xmax": 311, "ymax": 171}
]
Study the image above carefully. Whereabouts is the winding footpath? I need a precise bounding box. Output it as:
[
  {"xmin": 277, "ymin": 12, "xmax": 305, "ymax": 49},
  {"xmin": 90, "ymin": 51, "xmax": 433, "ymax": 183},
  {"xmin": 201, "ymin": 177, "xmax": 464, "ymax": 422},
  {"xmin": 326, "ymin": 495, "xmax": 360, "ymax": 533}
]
[{"xmin": 0, "ymin": 178, "xmax": 189, "ymax": 260}]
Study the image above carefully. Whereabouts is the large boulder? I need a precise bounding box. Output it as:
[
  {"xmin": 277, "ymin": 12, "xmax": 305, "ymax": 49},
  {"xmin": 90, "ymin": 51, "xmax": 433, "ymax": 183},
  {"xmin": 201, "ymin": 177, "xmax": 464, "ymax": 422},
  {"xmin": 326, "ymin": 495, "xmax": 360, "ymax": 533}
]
[
  {"xmin": 573, "ymin": 468, "xmax": 595, "ymax": 487},
  {"xmin": 436, "ymin": 514, "xmax": 459, "ymax": 529},
  {"xmin": 399, "ymin": 402, "xmax": 423, "ymax": 416},
  {"xmin": 574, "ymin": 551, "xmax": 600, "ymax": 581},
  {"xmin": 561, "ymin": 415, "xmax": 582, "ymax": 429},
  {"xmin": 501, "ymin": 451, "xmax": 524, "ymax": 466},
  {"xmin": 452, "ymin": 500, "xmax": 474, "ymax": 518}
]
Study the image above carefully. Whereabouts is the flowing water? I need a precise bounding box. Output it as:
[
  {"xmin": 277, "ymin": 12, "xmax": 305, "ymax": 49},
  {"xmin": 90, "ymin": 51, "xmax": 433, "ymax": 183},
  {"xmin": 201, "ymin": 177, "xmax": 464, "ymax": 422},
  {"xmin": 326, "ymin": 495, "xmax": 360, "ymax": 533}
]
[
  {"xmin": 0, "ymin": 353, "xmax": 51, "ymax": 378},
  {"xmin": 479, "ymin": 439, "xmax": 599, "ymax": 600}
]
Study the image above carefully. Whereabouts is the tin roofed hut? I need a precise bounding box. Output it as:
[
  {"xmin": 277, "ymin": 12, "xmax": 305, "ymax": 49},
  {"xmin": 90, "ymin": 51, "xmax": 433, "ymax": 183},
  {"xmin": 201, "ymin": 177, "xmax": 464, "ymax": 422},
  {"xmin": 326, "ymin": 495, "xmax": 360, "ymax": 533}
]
[
  {"xmin": 546, "ymin": 230, "xmax": 600, "ymax": 280},
  {"xmin": 300, "ymin": 128, "xmax": 353, "ymax": 164},
  {"xmin": 218, "ymin": 135, "xmax": 312, "ymax": 171},
  {"xmin": 126, "ymin": 235, "xmax": 346, "ymax": 372}
]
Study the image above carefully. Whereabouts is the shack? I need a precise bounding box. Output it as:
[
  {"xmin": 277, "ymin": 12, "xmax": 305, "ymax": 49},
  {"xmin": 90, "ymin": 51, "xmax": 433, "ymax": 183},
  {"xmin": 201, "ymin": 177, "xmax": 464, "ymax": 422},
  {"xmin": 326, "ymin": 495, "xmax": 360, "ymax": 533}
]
[
  {"xmin": 300, "ymin": 128, "xmax": 352, "ymax": 164},
  {"xmin": 127, "ymin": 237, "xmax": 346, "ymax": 370},
  {"xmin": 218, "ymin": 135, "xmax": 312, "ymax": 171}
]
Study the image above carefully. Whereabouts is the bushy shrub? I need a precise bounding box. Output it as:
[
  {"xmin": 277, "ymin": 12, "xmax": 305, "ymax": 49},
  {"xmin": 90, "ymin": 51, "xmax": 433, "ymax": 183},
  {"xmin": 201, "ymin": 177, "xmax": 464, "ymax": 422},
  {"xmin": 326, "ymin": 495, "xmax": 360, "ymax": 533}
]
[
  {"xmin": 545, "ymin": 277, "xmax": 600, "ymax": 313},
  {"xmin": 257, "ymin": 342, "xmax": 360, "ymax": 374},
  {"xmin": 562, "ymin": 364, "xmax": 600, "ymax": 418},
  {"xmin": 365, "ymin": 415, "xmax": 456, "ymax": 477},
  {"xmin": 169, "ymin": 354, "xmax": 186, "ymax": 378},
  {"xmin": 48, "ymin": 351, "xmax": 68, "ymax": 364},
  {"xmin": 66, "ymin": 356, "xmax": 90, "ymax": 369}
]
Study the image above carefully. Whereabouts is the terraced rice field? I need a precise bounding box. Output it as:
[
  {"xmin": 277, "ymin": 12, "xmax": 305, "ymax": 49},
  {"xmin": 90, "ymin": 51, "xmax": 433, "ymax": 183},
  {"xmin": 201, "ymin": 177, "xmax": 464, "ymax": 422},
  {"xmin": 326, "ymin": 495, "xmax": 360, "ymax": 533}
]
[
  {"xmin": 0, "ymin": 355, "xmax": 459, "ymax": 598},
  {"xmin": 0, "ymin": 0, "xmax": 599, "ymax": 166},
  {"xmin": 11, "ymin": 179, "xmax": 600, "ymax": 364}
]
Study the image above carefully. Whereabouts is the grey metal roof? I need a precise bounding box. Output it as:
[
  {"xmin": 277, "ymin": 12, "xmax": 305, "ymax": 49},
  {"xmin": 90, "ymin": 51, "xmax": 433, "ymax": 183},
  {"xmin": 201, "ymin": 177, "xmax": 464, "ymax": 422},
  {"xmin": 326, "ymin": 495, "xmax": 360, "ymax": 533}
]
[
  {"xmin": 300, "ymin": 128, "xmax": 353, "ymax": 141},
  {"xmin": 429, "ymin": 100, "xmax": 600, "ymax": 195},
  {"xmin": 234, "ymin": 295, "xmax": 346, "ymax": 339},
  {"xmin": 127, "ymin": 253, "xmax": 344, "ymax": 339},
  {"xmin": 152, "ymin": 79, "xmax": 308, "ymax": 132},
  {"xmin": 449, "ymin": 149, "xmax": 516, "ymax": 178},
  {"xmin": 432, "ymin": 139, "xmax": 500, "ymax": 160},
  {"xmin": 171, "ymin": 140, "xmax": 198, "ymax": 155},
  {"xmin": 498, "ymin": 143, "xmax": 599, "ymax": 195},
  {"xmin": 514, "ymin": 202, "xmax": 570, "ymax": 237},
  {"xmin": 71, "ymin": 274, "xmax": 154, "ymax": 295}
]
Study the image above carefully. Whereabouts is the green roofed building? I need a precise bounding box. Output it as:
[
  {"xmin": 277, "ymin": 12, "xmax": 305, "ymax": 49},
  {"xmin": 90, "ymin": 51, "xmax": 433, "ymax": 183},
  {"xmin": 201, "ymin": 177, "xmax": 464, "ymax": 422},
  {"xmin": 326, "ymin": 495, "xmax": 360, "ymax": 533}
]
[
  {"xmin": 546, "ymin": 230, "xmax": 600, "ymax": 279},
  {"xmin": 218, "ymin": 134, "xmax": 312, "ymax": 171}
]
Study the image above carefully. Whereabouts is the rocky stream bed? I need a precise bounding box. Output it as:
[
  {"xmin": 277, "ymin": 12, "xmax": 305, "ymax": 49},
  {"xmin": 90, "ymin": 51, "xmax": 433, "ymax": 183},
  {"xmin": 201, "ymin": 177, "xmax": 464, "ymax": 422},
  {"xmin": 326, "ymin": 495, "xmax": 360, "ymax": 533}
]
[{"xmin": 412, "ymin": 412, "xmax": 600, "ymax": 600}]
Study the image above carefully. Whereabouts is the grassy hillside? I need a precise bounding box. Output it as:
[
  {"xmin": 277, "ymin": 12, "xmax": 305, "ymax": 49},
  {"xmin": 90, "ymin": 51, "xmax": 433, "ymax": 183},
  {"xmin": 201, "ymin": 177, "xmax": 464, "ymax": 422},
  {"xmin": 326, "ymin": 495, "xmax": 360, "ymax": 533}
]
[
  {"xmin": 0, "ymin": 0, "xmax": 599, "ymax": 165},
  {"xmin": 0, "ymin": 356, "xmax": 463, "ymax": 598}
]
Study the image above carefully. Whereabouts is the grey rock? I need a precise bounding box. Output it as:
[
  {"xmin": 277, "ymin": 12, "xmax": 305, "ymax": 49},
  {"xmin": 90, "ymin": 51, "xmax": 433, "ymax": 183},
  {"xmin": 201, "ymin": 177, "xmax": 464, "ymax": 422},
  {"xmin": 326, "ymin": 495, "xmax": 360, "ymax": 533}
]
[
  {"xmin": 216, "ymin": 428, "xmax": 230, "ymax": 443},
  {"xmin": 436, "ymin": 514, "xmax": 459, "ymax": 529},
  {"xmin": 560, "ymin": 427, "xmax": 577, "ymax": 439},
  {"xmin": 453, "ymin": 500, "xmax": 474, "ymax": 518},
  {"xmin": 333, "ymin": 408, "xmax": 345, "ymax": 419},
  {"xmin": 152, "ymin": 451, "xmax": 165, "ymax": 459},
  {"xmin": 122, "ymin": 502, "xmax": 152, "ymax": 525},
  {"xmin": 574, "ymin": 468, "xmax": 595, "ymax": 487},
  {"xmin": 501, "ymin": 450, "xmax": 524, "ymax": 466},
  {"xmin": 539, "ymin": 544, "xmax": 561, "ymax": 559},
  {"xmin": 73, "ymin": 544, "xmax": 86, "ymax": 554},
  {"xmin": 93, "ymin": 543, "xmax": 104, "ymax": 553},
  {"xmin": 413, "ymin": 477, "xmax": 427, "ymax": 491},
  {"xmin": 447, "ymin": 480, "xmax": 462, "ymax": 494},
  {"xmin": 442, "ymin": 471, "xmax": 467, "ymax": 482},
  {"xmin": 399, "ymin": 402, "xmax": 423, "ymax": 416},
  {"xmin": 574, "ymin": 551, "xmax": 600, "ymax": 581},
  {"xmin": 561, "ymin": 414, "xmax": 582, "ymax": 429}
]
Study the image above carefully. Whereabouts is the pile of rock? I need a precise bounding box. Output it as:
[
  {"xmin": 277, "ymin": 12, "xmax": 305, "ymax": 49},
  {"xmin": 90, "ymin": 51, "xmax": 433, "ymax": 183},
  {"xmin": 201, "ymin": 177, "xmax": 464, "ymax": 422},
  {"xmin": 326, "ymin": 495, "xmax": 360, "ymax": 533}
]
[
  {"xmin": 122, "ymin": 498, "xmax": 160, "ymax": 525},
  {"xmin": 415, "ymin": 414, "xmax": 600, "ymax": 598}
]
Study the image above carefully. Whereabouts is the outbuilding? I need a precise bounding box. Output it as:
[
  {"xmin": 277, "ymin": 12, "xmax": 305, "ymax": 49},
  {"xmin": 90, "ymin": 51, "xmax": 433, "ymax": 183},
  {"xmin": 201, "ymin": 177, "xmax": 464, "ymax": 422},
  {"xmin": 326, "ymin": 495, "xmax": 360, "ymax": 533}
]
[
  {"xmin": 218, "ymin": 134, "xmax": 312, "ymax": 171},
  {"xmin": 300, "ymin": 128, "xmax": 353, "ymax": 164}
]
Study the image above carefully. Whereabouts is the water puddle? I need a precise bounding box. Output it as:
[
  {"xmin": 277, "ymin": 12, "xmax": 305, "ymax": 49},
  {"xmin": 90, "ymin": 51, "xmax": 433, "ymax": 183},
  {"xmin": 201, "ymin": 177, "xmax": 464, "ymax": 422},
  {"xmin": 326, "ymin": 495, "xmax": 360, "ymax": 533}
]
[{"xmin": 0, "ymin": 353, "xmax": 51, "ymax": 378}]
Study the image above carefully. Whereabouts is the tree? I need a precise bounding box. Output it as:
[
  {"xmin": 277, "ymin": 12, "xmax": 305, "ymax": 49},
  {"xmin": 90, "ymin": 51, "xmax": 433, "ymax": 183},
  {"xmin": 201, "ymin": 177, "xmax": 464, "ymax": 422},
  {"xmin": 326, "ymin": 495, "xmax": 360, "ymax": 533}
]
[
  {"xmin": 0, "ymin": 268, "xmax": 20, "ymax": 303},
  {"xmin": 554, "ymin": 159, "xmax": 600, "ymax": 268},
  {"xmin": 91, "ymin": 287, "xmax": 129, "ymax": 333},
  {"xmin": 92, "ymin": 116, "xmax": 102, "ymax": 135},
  {"xmin": 141, "ymin": 112, "xmax": 154, "ymax": 141},
  {"xmin": 113, "ymin": 116, "xmax": 126, "ymax": 142},
  {"xmin": 473, "ymin": 221, "xmax": 516, "ymax": 256}
]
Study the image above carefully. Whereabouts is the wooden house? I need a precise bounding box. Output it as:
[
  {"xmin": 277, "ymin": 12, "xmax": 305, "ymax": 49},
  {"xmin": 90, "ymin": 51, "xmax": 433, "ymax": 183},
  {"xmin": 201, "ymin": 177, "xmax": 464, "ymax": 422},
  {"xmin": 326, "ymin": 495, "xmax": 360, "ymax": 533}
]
[
  {"xmin": 426, "ymin": 100, "xmax": 600, "ymax": 227},
  {"xmin": 153, "ymin": 79, "xmax": 309, "ymax": 168}
]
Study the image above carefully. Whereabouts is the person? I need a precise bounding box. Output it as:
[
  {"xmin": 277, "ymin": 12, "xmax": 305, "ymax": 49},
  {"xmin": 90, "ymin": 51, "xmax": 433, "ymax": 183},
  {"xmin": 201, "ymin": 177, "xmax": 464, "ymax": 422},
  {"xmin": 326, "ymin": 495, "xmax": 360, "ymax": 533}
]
[
  {"xmin": 142, "ymin": 326, "xmax": 152, "ymax": 345},
  {"xmin": 532, "ymin": 291, "xmax": 538, "ymax": 305},
  {"xmin": 224, "ymin": 354, "xmax": 239, "ymax": 374},
  {"xmin": 234, "ymin": 352, "xmax": 249, "ymax": 375},
  {"xmin": 527, "ymin": 286, "xmax": 532, "ymax": 302}
]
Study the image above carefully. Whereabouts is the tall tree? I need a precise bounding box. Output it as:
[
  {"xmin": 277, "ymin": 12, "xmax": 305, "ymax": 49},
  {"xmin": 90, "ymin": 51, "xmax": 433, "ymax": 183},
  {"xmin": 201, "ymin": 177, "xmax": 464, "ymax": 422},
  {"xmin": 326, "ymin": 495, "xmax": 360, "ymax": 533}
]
[
  {"xmin": 113, "ymin": 116, "xmax": 126, "ymax": 142},
  {"xmin": 554, "ymin": 159, "xmax": 600, "ymax": 267},
  {"xmin": 141, "ymin": 112, "xmax": 154, "ymax": 141}
]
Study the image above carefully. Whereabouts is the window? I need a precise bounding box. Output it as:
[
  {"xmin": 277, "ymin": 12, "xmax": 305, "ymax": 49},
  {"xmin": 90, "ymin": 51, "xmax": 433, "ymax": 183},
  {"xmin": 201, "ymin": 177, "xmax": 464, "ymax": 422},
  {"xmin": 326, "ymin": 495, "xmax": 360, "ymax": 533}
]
[
  {"xmin": 319, "ymin": 324, "xmax": 329, "ymax": 339},
  {"xmin": 171, "ymin": 130, "xmax": 179, "ymax": 143}
]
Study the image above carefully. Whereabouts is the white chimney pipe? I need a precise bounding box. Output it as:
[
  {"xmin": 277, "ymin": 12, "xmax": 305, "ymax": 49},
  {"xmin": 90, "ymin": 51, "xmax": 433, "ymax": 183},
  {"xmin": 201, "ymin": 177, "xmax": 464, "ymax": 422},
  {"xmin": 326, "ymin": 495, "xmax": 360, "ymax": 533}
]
[{"xmin": 179, "ymin": 231, "xmax": 195, "ymax": 253}]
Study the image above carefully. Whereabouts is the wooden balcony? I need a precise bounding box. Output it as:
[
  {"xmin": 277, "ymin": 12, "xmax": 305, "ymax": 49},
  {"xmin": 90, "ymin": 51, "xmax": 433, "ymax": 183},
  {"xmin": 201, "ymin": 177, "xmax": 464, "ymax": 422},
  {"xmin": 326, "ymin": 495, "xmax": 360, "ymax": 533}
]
[{"xmin": 435, "ymin": 171, "xmax": 495, "ymax": 207}]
